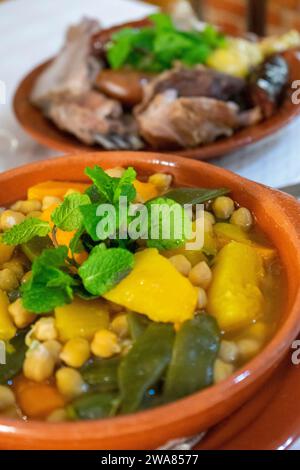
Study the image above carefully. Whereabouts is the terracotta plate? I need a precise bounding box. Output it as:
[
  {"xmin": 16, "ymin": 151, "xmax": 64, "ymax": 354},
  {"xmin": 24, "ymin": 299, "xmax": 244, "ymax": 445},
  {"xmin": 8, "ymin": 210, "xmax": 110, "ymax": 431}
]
[{"xmin": 13, "ymin": 49, "xmax": 300, "ymax": 160}]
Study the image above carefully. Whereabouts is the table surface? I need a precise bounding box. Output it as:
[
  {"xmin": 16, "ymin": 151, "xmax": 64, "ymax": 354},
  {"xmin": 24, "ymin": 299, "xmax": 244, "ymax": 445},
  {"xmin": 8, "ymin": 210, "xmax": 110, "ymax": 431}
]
[{"xmin": 0, "ymin": 0, "xmax": 300, "ymax": 450}]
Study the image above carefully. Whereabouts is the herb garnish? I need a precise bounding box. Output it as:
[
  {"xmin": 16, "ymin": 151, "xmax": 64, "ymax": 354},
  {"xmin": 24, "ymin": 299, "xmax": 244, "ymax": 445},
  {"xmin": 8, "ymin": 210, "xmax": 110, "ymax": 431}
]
[{"xmin": 106, "ymin": 13, "xmax": 226, "ymax": 72}]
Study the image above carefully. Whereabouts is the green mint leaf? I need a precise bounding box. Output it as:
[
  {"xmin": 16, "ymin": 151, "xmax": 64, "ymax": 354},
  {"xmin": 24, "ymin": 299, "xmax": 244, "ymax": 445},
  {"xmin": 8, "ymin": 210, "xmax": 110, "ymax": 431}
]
[
  {"xmin": 146, "ymin": 197, "xmax": 190, "ymax": 250},
  {"xmin": 85, "ymin": 166, "xmax": 117, "ymax": 203},
  {"xmin": 106, "ymin": 14, "xmax": 224, "ymax": 72},
  {"xmin": 2, "ymin": 218, "xmax": 50, "ymax": 245},
  {"xmin": 21, "ymin": 246, "xmax": 75, "ymax": 314},
  {"xmin": 78, "ymin": 245, "xmax": 134, "ymax": 296},
  {"xmin": 69, "ymin": 226, "xmax": 85, "ymax": 255},
  {"xmin": 149, "ymin": 12, "xmax": 174, "ymax": 31},
  {"xmin": 107, "ymin": 29, "xmax": 134, "ymax": 69},
  {"xmin": 51, "ymin": 193, "xmax": 90, "ymax": 232},
  {"xmin": 80, "ymin": 203, "xmax": 104, "ymax": 241},
  {"xmin": 113, "ymin": 167, "xmax": 136, "ymax": 204}
]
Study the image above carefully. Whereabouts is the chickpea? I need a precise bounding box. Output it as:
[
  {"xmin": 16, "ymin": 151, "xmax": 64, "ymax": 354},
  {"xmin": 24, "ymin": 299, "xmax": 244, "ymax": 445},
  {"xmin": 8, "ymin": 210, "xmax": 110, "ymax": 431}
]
[
  {"xmin": 197, "ymin": 288, "xmax": 207, "ymax": 310},
  {"xmin": 0, "ymin": 268, "xmax": 19, "ymax": 291},
  {"xmin": 47, "ymin": 408, "xmax": 68, "ymax": 423},
  {"xmin": 237, "ymin": 338, "xmax": 261, "ymax": 360},
  {"xmin": 0, "ymin": 210, "xmax": 25, "ymax": 230},
  {"xmin": 121, "ymin": 339, "xmax": 133, "ymax": 356},
  {"xmin": 43, "ymin": 340, "xmax": 63, "ymax": 363},
  {"xmin": 169, "ymin": 255, "xmax": 191, "ymax": 277},
  {"xmin": 26, "ymin": 211, "xmax": 43, "ymax": 219},
  {"xmin": 230, "ymin": 207, "xmax": 253, "ymax": 231},
  {"xmin": 111, "ymin": 314, "xmax": 129, "ymax": 338},
  {"xmin": 204, "ymin": 211, "xmax": 216, "ymax": 226},
  {"xmin": 60, "ymin": 338, "xmax": 90, "ymax": 368},
  {"xmin": 56, "ymin": 367, "xmax": 86, "ymax": 399},
  {"xmin": 10, "ymin": 199, "xmax": 41, "ymax": 215},
  {"xmin": 64, "ymin": 189, "xmax": 79, "ymax": 197},
  {"xmin": 213, "ymin": 359, "xmax": 234, "ymax": 384},
  {"xmin": 189, "ymin": 261, "xmax": 212, "ymax": 289},
  {"xmin": 219, "ymin": 340, "xmax": 239, "ymax": 364},
  {"xmin": 23, "ymin": 343, "xmax": 55, "ymax": 382},
  {"xmin": 42, "ymin": 196, "xmax": 62, "ymax": 211},
  {"xmin": 105, "ymin": 167, "xmax": 125, "ymax": 178},
  {"xmin": 0, "ymin": 385, "xmax": 16, "ymax": 411},
  {"xmin": 148, "ymin": 173, "xmax": 172, "ymax": 192},
  {"xmin": 8, "ymin": 298, "xmax": 36, "ymax": 328},
  {"xmin": 3, "ymin": 260, "xmax": 24, "ymax": 280},
  {"xmin": 91, "ymin": 329, "xmax": 121, "ymax": 358},
  {"xmin": 21, "ymin": 271, "xmax": 32, "ymax": 284},
  {"xmin": 34, "ymin": 317, "xmax": 58, "ymax": 341},
  {"xmin": 212, "ymin": 196, "xmax": 235, "ymax": 220}
]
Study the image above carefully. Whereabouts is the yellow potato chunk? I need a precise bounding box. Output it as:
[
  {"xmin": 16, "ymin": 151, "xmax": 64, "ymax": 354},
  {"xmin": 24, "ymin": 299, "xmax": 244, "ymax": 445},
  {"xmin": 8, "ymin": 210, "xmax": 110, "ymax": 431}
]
[
  {"xmin": 207, "ymin": 242, "xmax": 264, "ymax": 332},
  {"xmin": 55, "ymin": 297, "xmax": 109, "ymax": 342},
  {"xmin": 214, "ymin": 223, "xmax": 249, "ymax": 248},
  {"xmin": 104, "ymin": 248, "xmax": 198, "ymax": 324},
  {"xmin": 133, "ymin": 180, "xmax": 159, "ymax": 202},
  {"xmin": 213, "ymin": 223, "xmax": 276, "ymax": 262},
  {"xmin": 0, "ymin": 289, "xmax": 16, "ymax": 341}
]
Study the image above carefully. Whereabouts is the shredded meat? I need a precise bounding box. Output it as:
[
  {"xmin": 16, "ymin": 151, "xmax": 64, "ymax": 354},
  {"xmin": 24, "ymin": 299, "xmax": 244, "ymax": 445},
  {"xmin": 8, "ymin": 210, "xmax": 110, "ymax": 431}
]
[
  {"xmin": 137, "ymin": 64, "xmax": 246, "ymax": 113},
  {"xmin": 45, "ymin": 91, "xmax": 142, "ymax": 149},
  {"xmin": 31, "ymin": 18, "xmax": 102, "ymax": 107},
  {"xmin": 136, "ymin": 90, "xmax": 262, "ymax": 149}
]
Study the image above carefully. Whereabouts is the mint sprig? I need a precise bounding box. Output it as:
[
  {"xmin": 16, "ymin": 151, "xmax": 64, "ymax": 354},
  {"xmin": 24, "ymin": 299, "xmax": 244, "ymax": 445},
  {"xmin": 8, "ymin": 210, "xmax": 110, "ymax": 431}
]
[
  {"xmin": 2, "ymin": 218, "xmax": 51, "ymax": 245},
  {"xmin": 146, "ymin": 197, "xmax": 190, "ymax": 251},
  {"xmin": 21, "ymin": 246, "xmax": 76, "ymax": 314},
  {"xmin": 78, "ymin": 244, "xmax": 134, "ymax": 296},
  {"xmin": 51, "ymin": 193, "xmax": 90, "ymax": 232}
]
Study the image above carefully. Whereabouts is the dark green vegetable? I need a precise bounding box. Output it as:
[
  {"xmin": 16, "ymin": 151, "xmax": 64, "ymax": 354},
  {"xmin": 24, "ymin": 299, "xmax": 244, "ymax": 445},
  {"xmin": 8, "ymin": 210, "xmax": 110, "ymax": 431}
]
[
  {"xmin": 21, "ymin": 235, "xmax": 53, "ymax": 261},
  {"xmin": 81, "ymin": 357, "xmax": 120, "ymax": 392},
  {"xmin": 0, "ymin": 329, "xmax": 28, "ymax": 384},
  {"xmin": 127, "ymin": 312, "xmax": 151, "ymax": 340},
  {"xmin": 67, "ymin": 392, "xmax": 120, "ymax": 420},
  {"xmin": 163, "ymin": 315, "xmax": 220, "ymax": 402},
  {"xmin": 164, "ymin": 188, "xmax": 229, "ymax": 206},
  {"xmin": 118, "ymin": 323, "xmax": 175, "ymax": 413}
]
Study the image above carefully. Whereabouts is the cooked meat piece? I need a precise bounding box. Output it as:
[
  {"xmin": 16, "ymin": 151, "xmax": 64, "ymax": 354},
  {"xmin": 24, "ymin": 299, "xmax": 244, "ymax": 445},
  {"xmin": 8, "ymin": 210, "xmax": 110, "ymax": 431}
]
[
  {"xmin": 31, "ymin": 18, "xmax": 102, "ymax": 108},
  {"xmin": 45, "ymin": 91, "xmax": 143, "ymax": 149},
  {"xmin": 137, "ymin": 64, "xmax": 246, "ymax": 113},
  {"xmin": 248, "ymin": 55, "xmax": 289, "ymax": 118},
  {"xmin": 136, "ymin": 90, "xmax": 262, "ymax": 149}
]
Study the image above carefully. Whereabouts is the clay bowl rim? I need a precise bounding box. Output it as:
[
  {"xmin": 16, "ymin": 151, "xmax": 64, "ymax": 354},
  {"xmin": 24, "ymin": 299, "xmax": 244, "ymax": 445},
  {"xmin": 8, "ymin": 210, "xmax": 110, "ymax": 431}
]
[
  {"xmin": 13, "ymin": 48, "xmax": 300, "ymax": 161},
  {"xmin": 0, "ymin": 151, "xmax": 300, "ymax": 444}
]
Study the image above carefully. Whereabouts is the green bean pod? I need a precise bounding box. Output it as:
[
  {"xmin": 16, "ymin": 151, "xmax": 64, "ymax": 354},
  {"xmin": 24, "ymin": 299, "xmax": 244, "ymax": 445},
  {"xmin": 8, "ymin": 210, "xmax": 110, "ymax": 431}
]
[
  {"xmin": 119, "ymin": 323, "xmax": 175, "ymax": 413},
  {"xmin": 67, "ymin": 392, "xmax": 120, "ymax": 420},
  {"xmin": 163, "ymin": 314, "xmax": 220, "ymax": 401}
]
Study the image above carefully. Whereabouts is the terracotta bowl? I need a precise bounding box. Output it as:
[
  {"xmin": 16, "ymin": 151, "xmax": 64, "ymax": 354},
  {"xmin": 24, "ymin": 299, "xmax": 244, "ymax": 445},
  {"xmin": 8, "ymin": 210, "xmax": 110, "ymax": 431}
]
[
  {"xmin": 1, "ymin": 151, "xmax": 300, "ymax": 450},
  {"xmin": 13, "ymin": 49, "xmax": 300, "ymax": 161}
]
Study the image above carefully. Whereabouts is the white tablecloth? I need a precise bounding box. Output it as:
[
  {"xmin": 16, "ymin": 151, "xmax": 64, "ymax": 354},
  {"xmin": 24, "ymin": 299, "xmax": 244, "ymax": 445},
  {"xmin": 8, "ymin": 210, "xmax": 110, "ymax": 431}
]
[{"xmin": 1, "ymin": 0, "xmax": 300, "ymax": 450}]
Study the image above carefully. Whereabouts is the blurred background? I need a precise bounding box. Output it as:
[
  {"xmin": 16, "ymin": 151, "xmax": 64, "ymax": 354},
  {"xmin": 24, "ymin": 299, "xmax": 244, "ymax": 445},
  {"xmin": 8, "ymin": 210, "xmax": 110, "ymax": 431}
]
[
  {"xmin": 141, "ymin": 0, "xmax": 299, "ymax": 35},
  {"xmin": 1, "ymin": 0, "xmax": 300, "ymax": 187}
]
